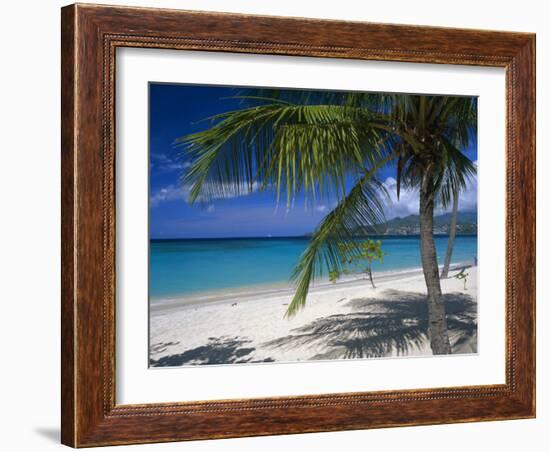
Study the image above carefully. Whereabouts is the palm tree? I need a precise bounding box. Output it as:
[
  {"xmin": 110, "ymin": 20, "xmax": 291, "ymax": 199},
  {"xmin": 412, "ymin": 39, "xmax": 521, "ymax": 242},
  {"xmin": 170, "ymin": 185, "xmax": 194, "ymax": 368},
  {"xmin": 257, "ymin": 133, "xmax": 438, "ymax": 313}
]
[
  {"xmin": 440, "ymin": 187, "xmax": 460, "ymax": 279},
  {"xmin": 177, "ymin": 91, "xmax": 476, "ymax": 355}
]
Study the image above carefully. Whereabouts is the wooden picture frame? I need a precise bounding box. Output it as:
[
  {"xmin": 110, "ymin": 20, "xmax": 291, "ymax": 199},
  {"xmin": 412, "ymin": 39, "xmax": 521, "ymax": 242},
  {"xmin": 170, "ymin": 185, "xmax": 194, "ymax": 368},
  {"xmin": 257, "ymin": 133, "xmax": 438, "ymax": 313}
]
[{"xmin": 61, "ymin": 3, "xmax": 535, "ymax": 447}]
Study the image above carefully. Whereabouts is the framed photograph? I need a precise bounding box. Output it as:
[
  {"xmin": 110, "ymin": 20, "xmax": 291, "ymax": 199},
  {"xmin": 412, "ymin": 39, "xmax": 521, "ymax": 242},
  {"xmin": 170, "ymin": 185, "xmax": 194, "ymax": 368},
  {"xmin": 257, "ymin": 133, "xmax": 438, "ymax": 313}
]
[{"xmin": 61, "ymin": 3, "xmax": 535, "ymax": 447}]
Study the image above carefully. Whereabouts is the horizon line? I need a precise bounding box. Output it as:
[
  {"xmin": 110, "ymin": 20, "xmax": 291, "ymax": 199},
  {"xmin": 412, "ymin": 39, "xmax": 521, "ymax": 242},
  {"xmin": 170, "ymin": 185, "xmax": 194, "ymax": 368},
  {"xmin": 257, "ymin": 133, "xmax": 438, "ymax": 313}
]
[{"xmin": 151, "ymin": 232, "xmax": 478, "ymax": 241}]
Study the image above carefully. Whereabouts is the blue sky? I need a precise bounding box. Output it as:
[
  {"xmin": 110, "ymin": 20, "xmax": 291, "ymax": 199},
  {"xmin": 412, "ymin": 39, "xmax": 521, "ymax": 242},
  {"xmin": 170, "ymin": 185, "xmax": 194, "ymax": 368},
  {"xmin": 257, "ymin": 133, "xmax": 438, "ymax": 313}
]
[{"xmin": 149, "ymin": 83, "xmax": 477, "ymax": 239}]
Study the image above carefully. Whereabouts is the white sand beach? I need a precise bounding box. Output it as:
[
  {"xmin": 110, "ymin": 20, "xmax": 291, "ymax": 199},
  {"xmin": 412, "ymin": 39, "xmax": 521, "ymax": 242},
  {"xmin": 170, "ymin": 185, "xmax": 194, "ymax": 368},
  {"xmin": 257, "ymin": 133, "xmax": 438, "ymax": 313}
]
[{"xmin": 149, "ymin": 265, "xmax": 477, "ymax": 367}]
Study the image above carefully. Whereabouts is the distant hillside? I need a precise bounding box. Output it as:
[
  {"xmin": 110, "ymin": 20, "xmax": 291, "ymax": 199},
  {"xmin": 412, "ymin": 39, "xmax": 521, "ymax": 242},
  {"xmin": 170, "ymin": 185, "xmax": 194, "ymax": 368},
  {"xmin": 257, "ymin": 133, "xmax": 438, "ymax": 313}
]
[{"xmin": 364, "ymin": 211, "xmax": 477, "ymax": 235}]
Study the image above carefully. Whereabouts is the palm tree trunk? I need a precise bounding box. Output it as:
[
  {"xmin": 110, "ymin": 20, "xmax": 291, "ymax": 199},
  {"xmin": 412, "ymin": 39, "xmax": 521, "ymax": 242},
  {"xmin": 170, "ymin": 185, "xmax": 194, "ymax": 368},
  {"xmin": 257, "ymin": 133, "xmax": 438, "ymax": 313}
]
[
  {"xmin": 419, "ymin": 170, "xmax": 452, "ymax": 355},
  {"xmin": 367, "ymin": 267, "xmax": 376, "ymax": 289},
  {"xmin": 440, "ymin": 186, "xmax": 459, "ymax": 279}
]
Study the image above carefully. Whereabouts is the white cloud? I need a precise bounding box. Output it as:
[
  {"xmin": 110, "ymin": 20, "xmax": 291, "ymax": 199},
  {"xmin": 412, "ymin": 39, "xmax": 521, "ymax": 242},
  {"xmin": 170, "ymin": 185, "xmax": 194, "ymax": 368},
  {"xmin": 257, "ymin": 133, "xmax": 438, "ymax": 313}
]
[
  {"xmin": 149, "ymin": 184, "xmax": 189, "ymax": 207},
  {"xmin": 151, "ymin": 152, "xmax": 189, "ymax": 172},
  {"xmin": 150, "ymin": 181, "xmax": 260, "ymax": 208},
  {"xmin": 452, "ymin": 160, "xmax": 478, "ymax": 213},
  {"xmin": 206, "ymin": 204, "xmax": 215, "ymax": 213},
  {"xmin": 315, "ymin": 204, "xmax": 327, "ymax": 213},
  {"xmin": 381, "ymin": 177, "xmax": 420, "ymax": 219},
  {"xmin": 452, "ymin": 178, "xmax": 477, "ymax": 213},
  {"xmin": 381, "ymin": 170, "xmax": 477, "ymax": 220}
]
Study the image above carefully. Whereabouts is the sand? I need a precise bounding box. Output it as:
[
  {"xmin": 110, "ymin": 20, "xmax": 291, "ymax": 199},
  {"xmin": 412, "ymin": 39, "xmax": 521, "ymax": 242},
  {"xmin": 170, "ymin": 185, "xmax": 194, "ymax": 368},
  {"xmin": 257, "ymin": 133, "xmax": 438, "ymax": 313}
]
[{"xmin": 149, "ymin": 265, "xmax": 478, "ymax": 367}]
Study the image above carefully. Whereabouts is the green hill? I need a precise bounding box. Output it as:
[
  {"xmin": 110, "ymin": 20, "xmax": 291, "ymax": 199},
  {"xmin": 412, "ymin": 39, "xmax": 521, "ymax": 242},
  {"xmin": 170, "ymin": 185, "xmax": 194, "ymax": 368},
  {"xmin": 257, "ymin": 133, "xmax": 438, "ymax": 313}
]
[{"xmin": 365, "ymin": 211, "xmax": 477, "ymax": 235}]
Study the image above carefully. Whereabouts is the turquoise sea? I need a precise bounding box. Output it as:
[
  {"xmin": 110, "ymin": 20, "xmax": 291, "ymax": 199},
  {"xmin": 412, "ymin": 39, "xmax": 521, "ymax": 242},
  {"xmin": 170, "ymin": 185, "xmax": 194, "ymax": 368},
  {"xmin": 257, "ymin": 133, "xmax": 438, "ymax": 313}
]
[{"xmin": 149, "ymin": 235, "xmax": 477, "ymax": 300}]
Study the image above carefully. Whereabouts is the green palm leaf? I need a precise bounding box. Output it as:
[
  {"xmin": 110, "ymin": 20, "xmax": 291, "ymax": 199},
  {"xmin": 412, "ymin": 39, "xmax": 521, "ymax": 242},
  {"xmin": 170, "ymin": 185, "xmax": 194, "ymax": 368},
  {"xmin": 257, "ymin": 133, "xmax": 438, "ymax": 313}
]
[
  {"xmin": 177, "ymin": 102, "xmax": 391, "ymax": 207},
  {"xmin": 285, "ymin": 154, "xmax": 397, "ymax": 317}
]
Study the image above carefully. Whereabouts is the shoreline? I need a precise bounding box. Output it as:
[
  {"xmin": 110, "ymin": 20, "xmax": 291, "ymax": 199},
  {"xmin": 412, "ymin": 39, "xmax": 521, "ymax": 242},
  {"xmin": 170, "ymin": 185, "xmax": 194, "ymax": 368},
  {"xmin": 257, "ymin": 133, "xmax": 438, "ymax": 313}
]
[
  {"xmin": 150, "ymin": 262, "xmax": 473, "ymax": 314},
  {"xmin": 149, "ymin": 264, "xmax": 478, "ymax": 366}
]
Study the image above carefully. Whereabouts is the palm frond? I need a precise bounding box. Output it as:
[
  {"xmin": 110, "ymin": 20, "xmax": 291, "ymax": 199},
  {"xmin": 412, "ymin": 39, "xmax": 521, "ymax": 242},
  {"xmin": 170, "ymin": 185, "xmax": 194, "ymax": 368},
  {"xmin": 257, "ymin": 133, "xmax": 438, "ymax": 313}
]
[
  {"xmin": 177, "ymin": 102, "xmax": 391, "ymax": 207},
  {"xmin": 285, "ymin": 154, "xmax": 397, "ymax": 317},
  {"xmin": 433, "ymin": 138, "xmax": 476, "ymax": 208}
]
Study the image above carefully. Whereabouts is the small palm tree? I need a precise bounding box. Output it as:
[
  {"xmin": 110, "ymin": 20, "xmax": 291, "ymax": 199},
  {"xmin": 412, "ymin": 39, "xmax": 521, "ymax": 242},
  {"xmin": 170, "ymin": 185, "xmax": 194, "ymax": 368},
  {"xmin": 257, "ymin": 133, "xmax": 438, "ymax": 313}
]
[
  {"xmin": 177, "ymin": 91, "xmax": 476, "ymax": 355},
  {"xmin": 440, "ymin": 187, "xmax": 460, "ymax": 279}
]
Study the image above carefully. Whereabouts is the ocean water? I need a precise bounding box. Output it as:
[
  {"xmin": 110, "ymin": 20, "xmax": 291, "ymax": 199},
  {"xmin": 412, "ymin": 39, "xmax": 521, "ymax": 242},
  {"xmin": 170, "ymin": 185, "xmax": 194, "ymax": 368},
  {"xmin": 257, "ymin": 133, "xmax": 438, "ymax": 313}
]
[{"xmin": 149, "ymin": 235, "xmax": 477, "ymax": 300}]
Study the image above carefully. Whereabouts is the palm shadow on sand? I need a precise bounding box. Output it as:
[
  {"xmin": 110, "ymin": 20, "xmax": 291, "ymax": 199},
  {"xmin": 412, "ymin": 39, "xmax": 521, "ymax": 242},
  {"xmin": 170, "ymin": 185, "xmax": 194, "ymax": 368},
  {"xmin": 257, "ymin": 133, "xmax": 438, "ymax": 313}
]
[
  {"xmin": 149, "ymin": 336, "xmax": 274, "ymax": 367},
  {"xmin": 263, "ymin": 290, "xmax": 477, "ymax": 360},
  {"xmin": 150, "ymin": 290, "xmax": 477, "ymax": 366}
]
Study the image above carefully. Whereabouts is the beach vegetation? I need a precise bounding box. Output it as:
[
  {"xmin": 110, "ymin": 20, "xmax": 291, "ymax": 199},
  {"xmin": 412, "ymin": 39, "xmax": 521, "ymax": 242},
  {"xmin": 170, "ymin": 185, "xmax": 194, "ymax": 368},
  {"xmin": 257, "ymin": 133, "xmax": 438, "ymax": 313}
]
[
  {"xmin": 329, "ymin": 239, "xmax": 385, "ymax": 289},
  {"xmin": 454, "ymin": 268, "xmax": 469, "ymax": 290}
]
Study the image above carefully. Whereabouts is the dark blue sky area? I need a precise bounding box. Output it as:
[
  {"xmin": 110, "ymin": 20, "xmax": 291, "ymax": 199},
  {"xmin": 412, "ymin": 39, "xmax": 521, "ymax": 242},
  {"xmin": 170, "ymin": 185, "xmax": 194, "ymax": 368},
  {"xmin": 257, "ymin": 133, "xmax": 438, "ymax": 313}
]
[{"xmin": 149, "ymin": 83, "xmax": 477, "ymax": 239}]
